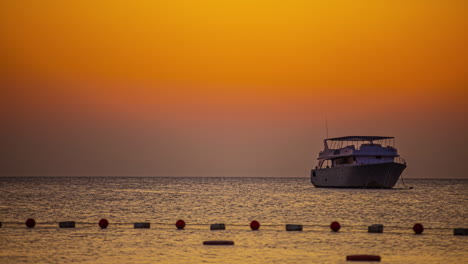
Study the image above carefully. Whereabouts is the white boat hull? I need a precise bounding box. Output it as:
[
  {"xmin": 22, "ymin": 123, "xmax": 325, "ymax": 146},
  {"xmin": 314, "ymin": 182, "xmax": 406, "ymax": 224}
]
[{"xmin": 311, "ymin": 162, "xmax": 406, "ymax": 188}]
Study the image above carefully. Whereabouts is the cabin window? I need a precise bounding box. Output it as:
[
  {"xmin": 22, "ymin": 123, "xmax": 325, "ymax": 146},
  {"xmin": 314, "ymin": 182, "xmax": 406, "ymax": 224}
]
[
  {"xmin": 334, "ymin": 158, "xmax": 343, "ymax": 165},
  {"xmin": 333, "ymin": 157, "xmax": 355, "ymax": 166},
  {"xmin": 320, "ymin": 160, "xmax": 332, "ymax": 168}
]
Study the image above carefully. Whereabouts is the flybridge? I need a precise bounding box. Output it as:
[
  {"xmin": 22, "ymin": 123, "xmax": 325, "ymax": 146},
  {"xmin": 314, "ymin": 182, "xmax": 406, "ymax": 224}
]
[
  {"xmin": 318, "ymin": 144, "xmax": 399, "ymax": 160},
  {"xmin": 318, "ymin": 135, "xmax": 404, "ymax": 167},
  {"xmin": 323, "ymin": 136, "xmax": 397, "ymax": 151}
]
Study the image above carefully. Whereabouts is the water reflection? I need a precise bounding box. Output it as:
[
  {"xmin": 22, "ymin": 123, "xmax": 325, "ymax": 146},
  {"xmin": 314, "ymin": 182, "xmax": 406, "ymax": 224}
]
[{"xmin": 0, "ymin": 177, "xmax": 467, "ymax": 263}]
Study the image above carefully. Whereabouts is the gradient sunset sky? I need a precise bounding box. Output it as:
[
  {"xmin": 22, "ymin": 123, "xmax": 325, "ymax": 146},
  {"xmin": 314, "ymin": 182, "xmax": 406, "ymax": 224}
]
[{"xmin": 1, "ymin": 0, "xmax": 466, "ymax": 178}]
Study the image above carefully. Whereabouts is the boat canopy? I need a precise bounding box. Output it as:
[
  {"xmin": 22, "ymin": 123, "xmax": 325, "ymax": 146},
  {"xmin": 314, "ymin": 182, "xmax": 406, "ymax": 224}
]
[{"xmin": 326, "ymin": 136, "xmax": 394, "ymax": 142}]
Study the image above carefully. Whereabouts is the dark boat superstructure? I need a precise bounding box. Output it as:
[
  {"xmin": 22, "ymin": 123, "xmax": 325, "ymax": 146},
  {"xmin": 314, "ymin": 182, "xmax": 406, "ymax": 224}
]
[{"xmin": 311, "ymin": 136, "xmax": 406, "ymax": 188}]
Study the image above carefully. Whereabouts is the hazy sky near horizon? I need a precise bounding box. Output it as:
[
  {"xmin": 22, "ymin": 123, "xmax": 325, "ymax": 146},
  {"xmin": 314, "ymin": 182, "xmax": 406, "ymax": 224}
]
[{"xmin": 1, "ymin": 0, "xmax": 466, "ymax": 178}]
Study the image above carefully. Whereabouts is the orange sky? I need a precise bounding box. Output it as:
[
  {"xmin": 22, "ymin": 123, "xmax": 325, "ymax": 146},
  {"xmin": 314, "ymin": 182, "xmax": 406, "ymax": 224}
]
[{"xmin": 0, "ymin": 0, "xmax": 466, "ymax": 177}]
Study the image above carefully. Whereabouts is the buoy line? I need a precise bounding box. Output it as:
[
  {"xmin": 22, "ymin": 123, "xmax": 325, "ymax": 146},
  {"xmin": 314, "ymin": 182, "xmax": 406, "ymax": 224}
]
[{"xmin": 0, "ymin": 219, "xmax": 465, "ymax": 235}]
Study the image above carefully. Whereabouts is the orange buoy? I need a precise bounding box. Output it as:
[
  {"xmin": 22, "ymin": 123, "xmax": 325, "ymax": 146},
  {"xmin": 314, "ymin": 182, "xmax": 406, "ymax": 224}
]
[
  {"xmin": 25, "ymin": 218, "xmax": 36, "ymax": 228},
  {"xmin": 250, "ymin": 220, "xmax": 260, "ymax": 230},
  {"xmin": 176, "ymin": 219, "xmax": 186, "ymax": 230},
  {"xmin": 99, "ymin": 219, "xmax": 109, "ymax": 229},
  {"xmin": 346, "ymin": 255, "xmax": 381, "ymax": 261},
  {"xmin": 413, "ymin": 223, "xmax": 423, "ymax": 234},
  {"xmin": 330, "ymin": 221, "xmax": 341, "ymax": 232}
]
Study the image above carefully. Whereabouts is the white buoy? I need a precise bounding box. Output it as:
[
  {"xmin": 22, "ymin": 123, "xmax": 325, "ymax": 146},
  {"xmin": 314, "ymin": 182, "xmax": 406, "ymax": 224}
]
[
  {"xmin": 368, "ymin": 224, "xmax": 384, "ymax": 233},
  {"xmin": 59, "ymin": 221, "xmax": 76, "ymax": 228},
  {"xmin": 134, "ymin": 223, "xmax": 150, "ymax": 228},
  {"xmin": 454, "ymin": 228, "xmax": 468, "ymax": 236},
  {"xmin": 210, "ymin": 223, "xmax": 226, "ymax": 230},
  {"xmin": 286, "ymin": 224, "xmax": 303, "ymax": 231}
]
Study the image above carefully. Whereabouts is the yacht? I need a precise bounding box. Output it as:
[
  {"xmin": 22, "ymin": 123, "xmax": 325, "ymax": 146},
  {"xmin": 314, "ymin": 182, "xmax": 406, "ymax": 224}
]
[{"xmin": 311, "ymin": 136, "xmax": 406, "ymax": 188}]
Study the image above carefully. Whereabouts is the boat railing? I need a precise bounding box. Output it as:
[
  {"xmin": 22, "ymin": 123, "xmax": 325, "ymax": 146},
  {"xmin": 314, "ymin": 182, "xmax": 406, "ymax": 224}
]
[
  {"xmin": 395, "ymin": 157, "xmax": 406, "ymax": 165},
  {"xmin": 354, "ymin": 157, "xmax": 406, "ymax": 166}
]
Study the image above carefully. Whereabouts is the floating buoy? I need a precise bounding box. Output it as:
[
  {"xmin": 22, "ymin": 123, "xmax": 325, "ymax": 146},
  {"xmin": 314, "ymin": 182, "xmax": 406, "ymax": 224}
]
[
  {"xmin": 346, "ymin": 255, "xmax": 381, "ymax": 261},
  {"xmin": 330, "ymin": 221, "xmax": 341, "ymax": 232},
  {"xmin": 454, "ymin": 228, "xmax": 468, "ymax": 236},
  {"xmin": 210, "ymin": 223, "xmax": 225, "ymax": 230},
  {"xmin": 203, "ymin": 240, "xmax": 234, "ymax": 245},
  {"xmin": 286, "ymin": 224, "xmax": 303, "ymax": 231},
  {"xmin": 413, "ymin": 223, "xmax": 423, "ymax": 234},
  {"xmin": 99, "ymin": 219, "xmax": 109, "ymax": 229},
  {"xmin": 250, "ymin": 220, "xmax": 260, "ymax": 230},
  {"xmin": 59, "ymin": 221, "xmax": 76, "ymax": 228},
  {"xmin": 25, "ymin": 218, "xmax": 36, "ymax": 228},
  {"xmin": 176, "ymin": 219, "xmax": 186, "ymax": 230},
  {"xmin": 134, "ymin": 223, "xmax": 150, "ymax": 228},
  {"xmin": 368, "ymin": 224, "xmax": 383, "ymax": 233}
]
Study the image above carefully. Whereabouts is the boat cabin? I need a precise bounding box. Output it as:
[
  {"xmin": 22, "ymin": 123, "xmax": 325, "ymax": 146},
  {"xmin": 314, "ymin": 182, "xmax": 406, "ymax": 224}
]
[{"xmin": 316, "ymin": 136, "xmax": 404, "ymax": 169}]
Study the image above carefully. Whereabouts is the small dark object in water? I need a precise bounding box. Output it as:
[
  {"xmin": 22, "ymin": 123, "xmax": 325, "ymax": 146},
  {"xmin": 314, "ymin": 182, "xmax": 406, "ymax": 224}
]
[
  {"xmin": 203, "ymin": 240, "xmax": 234, "ymax": 245},
  {"xmin": 454, "ymin": 228, "xmax": 468, "ymax": 236},
  {"xmin": 210, "ymin": 223, "xmax": 225, "ymax": 230},
  {"xmin": 286, "ymin": 224, "xmax": 303, "ymax": 231},
  {"xmin": 59, "ymin": 221, "xmax": 76, "ymax": 228},
  {"xmin": 134, "ymin": 222, "xmax": 150, "ymax": 228},
  {"xmin": 368, "ymin": 224, "xmax": 383, "ymax": 233},
  {"xmin": 346, "ymin": 255, "xmax": 381, "ymax": 261}
]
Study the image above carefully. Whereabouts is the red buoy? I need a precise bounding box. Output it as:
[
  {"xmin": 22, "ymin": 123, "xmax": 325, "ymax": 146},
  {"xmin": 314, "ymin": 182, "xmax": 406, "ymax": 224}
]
[
  {"xmin": 413, "ymin": 223, "xmax": 424, "ymax": 234},
  {"xmin": 330, "ymin": 221, "xmax": 341, "ymax": 232},
  {"xmin": 346, "ymin": 255, "xmax": 381, "ymax": 261},
  {"xmin": 176, "ymin": 219, "xmax": 186, "ymax": 230},
  {"xmin": 250, "ymin": 220, "xmax": 260, "ymax": 230},
  {"xmin": 25, "ymin": 218, "xmax": 36, "ymax": 228},
  {"xmin": 99, "ymin": 218, "xmax": 109, "ymax": 229}
]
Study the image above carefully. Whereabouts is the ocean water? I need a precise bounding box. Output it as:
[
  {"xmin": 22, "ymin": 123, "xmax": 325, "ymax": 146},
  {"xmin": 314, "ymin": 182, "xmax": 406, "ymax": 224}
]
[{"xmin": 0, "ymin": 177, "xmax": 466, "ymax": 263}]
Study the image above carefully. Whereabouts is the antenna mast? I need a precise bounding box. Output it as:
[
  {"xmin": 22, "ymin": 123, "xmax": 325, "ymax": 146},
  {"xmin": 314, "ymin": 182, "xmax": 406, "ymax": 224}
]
[{"xmin": 325, "ymin": 115, "xmax": 329, "ymax": 139}]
